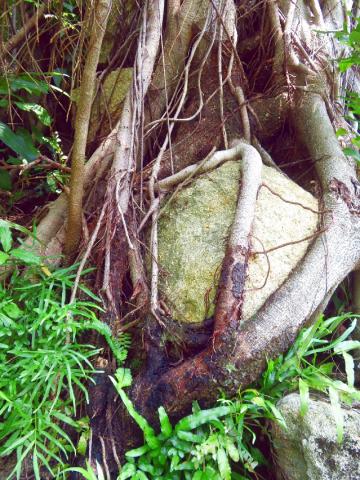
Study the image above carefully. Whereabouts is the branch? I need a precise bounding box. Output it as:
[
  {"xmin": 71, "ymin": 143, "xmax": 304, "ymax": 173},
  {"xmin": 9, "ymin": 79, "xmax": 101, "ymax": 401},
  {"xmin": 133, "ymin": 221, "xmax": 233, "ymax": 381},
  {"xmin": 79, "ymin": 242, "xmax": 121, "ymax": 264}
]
[
  {"xmin": 64, "ymin": 0, "xmax": 111, "ymax": 257},
  {"xmin": 25, "ymin": 128, "xmax": 117, "ymax": 257},
  {"xmin": 2, "ymin": 1, "xmax": 49, "ymax": 54}
]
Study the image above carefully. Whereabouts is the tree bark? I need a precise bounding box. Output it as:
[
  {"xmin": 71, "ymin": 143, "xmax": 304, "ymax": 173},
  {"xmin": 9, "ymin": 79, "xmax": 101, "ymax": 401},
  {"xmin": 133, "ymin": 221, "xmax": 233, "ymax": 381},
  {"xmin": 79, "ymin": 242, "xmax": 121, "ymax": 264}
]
[
  {"xmin": 110, "ymin": 0, "xmax": 360, "ymax": 441},
  {"xmin": 65, "ymin": 0, "xmax": 111, "ymax": 257},
  {"xmin": 18, "ymin": 0, "xmax": 360, "ymax": 471}
]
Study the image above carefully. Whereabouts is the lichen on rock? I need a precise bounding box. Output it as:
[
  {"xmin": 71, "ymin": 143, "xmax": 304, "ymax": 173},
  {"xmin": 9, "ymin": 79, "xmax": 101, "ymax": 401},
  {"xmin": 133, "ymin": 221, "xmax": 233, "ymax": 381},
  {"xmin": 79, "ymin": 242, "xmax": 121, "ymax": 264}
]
[
  {"xmin": 156, "ymin": 161, "xmax": 319, "ymax": 324},
  {"xmin": 271, "ymin": 393, "xmax": 360, "ymax": 480}
]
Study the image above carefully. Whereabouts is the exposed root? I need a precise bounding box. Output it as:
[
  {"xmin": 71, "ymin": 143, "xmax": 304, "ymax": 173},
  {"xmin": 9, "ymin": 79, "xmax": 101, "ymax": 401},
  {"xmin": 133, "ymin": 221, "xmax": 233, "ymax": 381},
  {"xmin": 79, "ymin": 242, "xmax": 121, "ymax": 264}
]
[
  {"xmin": 157, "ymin": 143, "xmax": 253, "ymax": 191},
  {"xmin": 129, "ymin": 93, "xmax": 360, "ymax": 420},
  {"xmin": 309, "ymin": 0, "xmax": 325, "ymax": 28},
  {"xmin": 132, "ymin": 141, "xmax": 263, "ymax": 412},
  {"xmin": 25, "ymin": 128, "xmax": 117, "ymax": 258},
  {"xmin": 101, "ymin": 0, "xmax": 165, "ymax": 313},
  {"xmin": 10, "ymin": 1, "xmax": 360, "ymax": 470},
  {"xmin": 70, "ymin": 203, "xmax": 107, "ymax": 303}
]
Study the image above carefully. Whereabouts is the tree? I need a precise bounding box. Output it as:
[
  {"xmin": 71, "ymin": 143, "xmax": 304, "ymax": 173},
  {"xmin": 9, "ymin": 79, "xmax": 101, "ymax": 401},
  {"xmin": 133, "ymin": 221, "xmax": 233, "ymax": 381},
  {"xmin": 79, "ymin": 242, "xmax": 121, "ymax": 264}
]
[{"xmin": 1, "ymin": 0, "xmax": 360, "ymax": 474}]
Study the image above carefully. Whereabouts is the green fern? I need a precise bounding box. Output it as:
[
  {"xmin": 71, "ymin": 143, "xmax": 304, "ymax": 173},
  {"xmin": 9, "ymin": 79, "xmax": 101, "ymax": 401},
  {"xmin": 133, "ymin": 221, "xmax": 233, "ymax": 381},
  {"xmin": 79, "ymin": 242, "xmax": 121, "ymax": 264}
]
[
  {"xmin": 80, "ymin": 318, "xmax": 131, "ymax": 365},
  {"xmin": 0, "ymin": 221, "xmax": 132, "ymax": 480},
  {"xmin": 115, "ymin": 313, "xmax": 360, "ymax": 480}
]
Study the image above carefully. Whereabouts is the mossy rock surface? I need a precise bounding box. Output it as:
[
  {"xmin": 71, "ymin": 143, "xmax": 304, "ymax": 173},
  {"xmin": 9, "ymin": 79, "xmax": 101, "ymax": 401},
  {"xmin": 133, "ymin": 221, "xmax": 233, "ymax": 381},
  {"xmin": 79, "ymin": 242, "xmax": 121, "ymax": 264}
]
[
  {"xmin": 156, "ymin": 161, "xmax": 318, "ymax": 324},
  {"xmin": 72, "ymin": 67, "xmax": 132, "ymax": 142},
  {"xmin": 272, "ymin": 393, "xmax": 360, "ymax": 480}
]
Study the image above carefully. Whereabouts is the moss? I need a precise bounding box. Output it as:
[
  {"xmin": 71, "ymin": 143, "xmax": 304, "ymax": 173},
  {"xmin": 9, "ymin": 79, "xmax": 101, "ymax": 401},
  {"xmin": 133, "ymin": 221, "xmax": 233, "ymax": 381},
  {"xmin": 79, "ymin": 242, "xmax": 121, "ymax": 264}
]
[
  {"xmin": 155, "ymin": 161, "xmax": 318, "ymax": 324},
  {"xmin": 158, "ymin": 162, "xmax": 239, "ymax": 323}
]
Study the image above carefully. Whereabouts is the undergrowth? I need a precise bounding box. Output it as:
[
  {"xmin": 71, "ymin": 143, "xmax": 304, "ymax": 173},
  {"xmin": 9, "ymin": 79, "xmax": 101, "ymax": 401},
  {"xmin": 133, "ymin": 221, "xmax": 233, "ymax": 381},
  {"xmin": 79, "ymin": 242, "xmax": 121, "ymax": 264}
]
[
  {"xmin": 0, "ymin": 220, "xmax": 130, "ymax": 479},
  {"xmin": 2, "ymin": 216, "xmax": 358, "ymax": 480},
  {"xmin": 107, "ymin": 313, "xmax": 360, "ymax": 480}
]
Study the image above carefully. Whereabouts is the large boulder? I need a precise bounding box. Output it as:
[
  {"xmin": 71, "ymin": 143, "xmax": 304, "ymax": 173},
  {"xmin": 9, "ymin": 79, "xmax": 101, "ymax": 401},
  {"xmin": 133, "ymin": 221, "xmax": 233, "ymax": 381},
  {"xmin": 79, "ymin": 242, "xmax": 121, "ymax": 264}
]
[
  {"xmin": 271, "ymin": 393, "xmax": 360, "ymax": 480},
  {"xmin": 156, "ymin": 161, "xmax": 318, "ymax": 324}
]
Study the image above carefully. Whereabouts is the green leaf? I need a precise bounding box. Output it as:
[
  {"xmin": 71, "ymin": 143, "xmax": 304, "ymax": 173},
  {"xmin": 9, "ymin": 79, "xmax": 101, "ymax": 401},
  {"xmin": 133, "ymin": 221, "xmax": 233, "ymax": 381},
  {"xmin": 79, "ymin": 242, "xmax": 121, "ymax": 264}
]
[
  {"xmin": 133, "ymin": 472, "xmax": 149, "ymax": 480},
  {"xmin": 217, "ymin": 447, "xmax": 231, "ymax": 480},
  {"xmin": 336, "ymin": 127, "xmax": 348, "ymax": 137},
  {"xmin": 111, "ymin": 378, "xmax": 159, "ymax": 449},
  {"xmin": 339, "ymin": 57, "xmax": 359, "ymax": 72},
  {"xmin": 118, "ymin": 463, "xmax": 136, "ymax": 479},
  {"xmin": 0, "ymin": 431, "xmax": 34, "ymax": 456},
  {"xmin": 33, "ymin": 450, "xmax": 40, "ymax": 480},
  {"xmin": 193, "ymin": 472, "xmax": 205, "ymax": 480},
  {"xmin": 76, "ymin": 432, "xmax": 88, "ymax": 456},
  {"xmin": 175, "ymin": 406, "xmax": 231, "ymax": 432},
  {"xmin": 10, "ymin": 248, "xmax": 41, "ymax": 265},
  {"xmin": 15, "ymin": 102, "xmax": 52, "ymax": 126},
  {"xmin": 52, "ymin": 411, "xmax": 80, "ymax": 429},
  {"xmin": 0, "ymin": 222, "xmax": 12, "ymax": 252},
  {"xmin": 176, "ymin": 430, "xmax": 203, "ymax": 443},
  {"xmin": 64, "ymin": 465, "xmax": 98, "ymax": 480},
  {"xmin": 349, "ymin": 30, "xmax": 360, "ymax": 44},
  {"xmin": 225, "ymin": 437, "xmax": 240, "ymax": 462},
  {"xmin": 158, "ymin": 406, "xmax": 172, "ymax": 438},
  {"xmin": 343, "ymin": 147, "xmax": 360, "ymax": 162},
  {"xmin": 125, "ymin": 445, "xmax": 150, "ymax": 458},
  {"xmin": 0, "ymin": 169, "xmax": 12, "ymax": 191},
  {"xmin": 342, "ymin": 352, "xmax": 355, "ymax": 388},
  {"xmin": 329, "ymin": 386, "xmax": 344, "ymax": 444},
  {"xmin": 0, "ymin": 122, "xmax": 39, "ymax": 161},
  {"xmin": 0, "ymin": 75, "xmax": 49, "ymax": 95},
  {"xmin": 0, "ymin": 390, "xmax": 12, "ymax": 402},
  {"xmin": 3, "ymin": 302, "xmax": 22, "ymax": 319},
  {"xmin": 114, "ymin": 368, "xmax": 132, "ymax": 389},
  {"xmin": 267, "ymin": 402, "xmax": 287, "ymax": 428},
  {"xmin": 0, "ymin": 251, "xmax": 9, "ymax": 264},
  {"xmin": 299, "ymin": 378, "xmax": 310, "ymax": 416},
  {"xmin": 351, "ymin": 136, "xmax": 360, "ymax": 148},
  {"xmin": 334, "ymin": 340, "xmax": 360, "ymax": 353}
]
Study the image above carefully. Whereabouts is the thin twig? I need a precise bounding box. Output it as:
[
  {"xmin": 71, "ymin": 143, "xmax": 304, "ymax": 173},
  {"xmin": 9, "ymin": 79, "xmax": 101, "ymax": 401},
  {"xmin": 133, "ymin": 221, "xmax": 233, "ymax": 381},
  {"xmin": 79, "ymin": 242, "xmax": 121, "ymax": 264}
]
[
  {"xmin": 70, "ymin": 203, "xmax": 107, "ymax": 304},
  {"xmin": 261, "ymin": 182, "xmax": 324, "ymax": 215},
  {"xmin": 148, "ymin": 8, "xmax": 212, "ymax": 316},
  {"xmin": 218, "ymin": 19, "xmax": 228, "ymax": 148},
  {"xmin": 253, "ymin": 227, "xmax": 327, "ymax": 256},
  {"xmin": 99, "ymin": 436, "xmax": 111, "ymax": 480}
]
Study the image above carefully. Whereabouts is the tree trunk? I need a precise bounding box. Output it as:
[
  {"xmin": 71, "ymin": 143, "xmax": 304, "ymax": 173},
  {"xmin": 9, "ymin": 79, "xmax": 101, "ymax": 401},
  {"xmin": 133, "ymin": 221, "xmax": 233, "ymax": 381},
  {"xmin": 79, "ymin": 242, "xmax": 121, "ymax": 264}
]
[{"xmin": 28, "ymin": 0, "xmax": 360, "ymax": 473}]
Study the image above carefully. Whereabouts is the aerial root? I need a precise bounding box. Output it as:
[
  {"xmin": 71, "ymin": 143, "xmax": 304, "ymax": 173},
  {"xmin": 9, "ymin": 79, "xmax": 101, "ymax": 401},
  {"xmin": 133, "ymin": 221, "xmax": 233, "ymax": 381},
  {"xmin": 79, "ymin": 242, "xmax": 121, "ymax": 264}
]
[{"xmin": 132, "ymin": 141, "xmax": 263, "ymax": 412}]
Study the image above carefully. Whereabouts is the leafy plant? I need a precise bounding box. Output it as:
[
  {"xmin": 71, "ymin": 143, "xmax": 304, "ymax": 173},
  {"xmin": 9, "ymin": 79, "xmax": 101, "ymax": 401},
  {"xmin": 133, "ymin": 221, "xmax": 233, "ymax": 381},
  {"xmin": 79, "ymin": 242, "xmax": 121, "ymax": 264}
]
[
  {"xmin": 112, "ymin": 369, "xmax": 244, "ymax": 480},
  {"xmin": 109, "ymin": 312, "xmax": 360, "ymax": 480},
  {"xmin": 64, "ymin": 460, "xmax": 106, "ymax": 480},
  {"xmin": 0, "ymin": 220, "xmax": 130, "ymax": 479},
  {"xmin": 259, "ymin": 313, "xmax": 360, "ymax": 442},
  {"xmin": 0, "ymin": 72, "xmax": 68, "ymax": 195},
  {"xmin": 335, "ymin": 16, "xmax": 360, "ymax": 72},
  {"xmin": 333, "ymin": 15, "xmax": 360, "ymax": 162}
]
